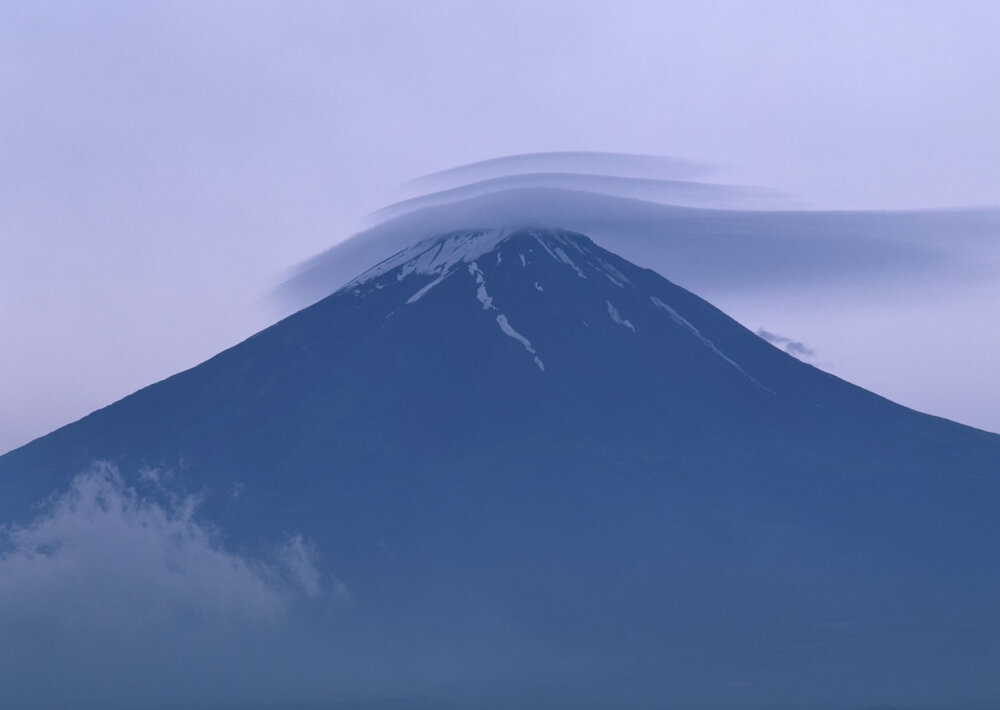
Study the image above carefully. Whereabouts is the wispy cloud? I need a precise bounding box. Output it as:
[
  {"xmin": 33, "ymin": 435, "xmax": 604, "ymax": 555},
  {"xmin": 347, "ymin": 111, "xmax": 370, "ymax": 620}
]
[{"xmin": 756, "ymin": 329, "xmax": 816, "ymax": 362}]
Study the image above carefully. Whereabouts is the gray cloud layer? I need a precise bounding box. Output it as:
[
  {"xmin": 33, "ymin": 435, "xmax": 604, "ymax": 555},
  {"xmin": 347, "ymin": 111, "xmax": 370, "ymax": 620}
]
[
  {"xmin": 278, "ymin": 179, "xmax": 1000, "ymax": 310},
  {"xmin": 404, "ymin": 151, "xmax": 714, "ymax": 190},
  {"xmin": 373, "ymin": 172, "xmax": 784, "ymax": 224}
]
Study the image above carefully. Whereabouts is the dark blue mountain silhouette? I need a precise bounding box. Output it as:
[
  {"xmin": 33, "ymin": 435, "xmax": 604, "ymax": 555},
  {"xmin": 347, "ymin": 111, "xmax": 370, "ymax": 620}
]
[{"xmin": 3, "ymin": 227, "xmax": 999, "ymax": 709}]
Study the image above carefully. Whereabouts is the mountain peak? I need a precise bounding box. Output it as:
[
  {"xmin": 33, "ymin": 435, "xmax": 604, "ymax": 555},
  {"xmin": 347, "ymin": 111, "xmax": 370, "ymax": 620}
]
[
  {"xmin": 336, "ymin": 225, "xmax": 774, "ymax": 381},
  {"xmin": 346, "ymin": 225, "xmax": 605, "ymax": 292},
  {"xmin": 347, "ymin": 227, "xmax": 513, "ymax": 289},
  {"xmin": 4, "ymin": 224, "xmax": 1000, "ymax": 709},
  {"xmin": 345, "ymin": 225, "xmax": 637, "ymax": 302}
]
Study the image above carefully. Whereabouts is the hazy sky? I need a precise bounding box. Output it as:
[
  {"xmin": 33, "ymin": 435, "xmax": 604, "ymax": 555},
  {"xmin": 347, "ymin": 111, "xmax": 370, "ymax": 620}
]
[{"xmin": 3, "ymin": 1, "xmax": 1000, "ymax": 453}]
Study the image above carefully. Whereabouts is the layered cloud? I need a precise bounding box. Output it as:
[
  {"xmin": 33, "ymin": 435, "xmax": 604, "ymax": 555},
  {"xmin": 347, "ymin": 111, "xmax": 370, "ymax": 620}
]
[{"xmin": 276, "ymin": 153, "xmax": 1000, "ymax": 311}]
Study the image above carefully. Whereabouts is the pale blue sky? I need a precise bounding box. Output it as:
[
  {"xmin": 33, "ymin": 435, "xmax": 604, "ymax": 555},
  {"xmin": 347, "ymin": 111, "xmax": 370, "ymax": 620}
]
[{"xmin": 3, "ymin": 1, "xmax": 999, "ymax": 451}]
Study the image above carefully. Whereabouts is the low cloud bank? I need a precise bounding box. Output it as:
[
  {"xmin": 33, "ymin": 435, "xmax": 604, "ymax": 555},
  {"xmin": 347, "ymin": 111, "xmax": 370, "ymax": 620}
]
[
  {"xmin": 0, "ymin": 464, "xmax": 531, "ymax": 709},
  {"xmin": 0, "ymin": 463, "xmax": 332, "ymax": 709}
]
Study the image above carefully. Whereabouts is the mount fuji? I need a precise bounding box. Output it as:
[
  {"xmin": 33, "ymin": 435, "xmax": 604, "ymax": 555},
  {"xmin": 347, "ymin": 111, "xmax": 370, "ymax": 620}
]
[{"xmin": 3, "ymin": 227, "xmax": 1000, "ymax": 709}]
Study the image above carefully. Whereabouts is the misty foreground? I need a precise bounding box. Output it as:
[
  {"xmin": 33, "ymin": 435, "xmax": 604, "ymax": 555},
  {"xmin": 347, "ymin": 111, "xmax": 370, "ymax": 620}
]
[{"xmin": 2, "ymin": 228, "xmax": 1000, "ymax": 709}]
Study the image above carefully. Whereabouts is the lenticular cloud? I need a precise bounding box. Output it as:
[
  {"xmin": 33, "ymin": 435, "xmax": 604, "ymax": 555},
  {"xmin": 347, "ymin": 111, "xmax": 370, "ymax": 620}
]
[{"xmin": 275, "ymin": 152, "xmax": 1000, "ymax": 313}]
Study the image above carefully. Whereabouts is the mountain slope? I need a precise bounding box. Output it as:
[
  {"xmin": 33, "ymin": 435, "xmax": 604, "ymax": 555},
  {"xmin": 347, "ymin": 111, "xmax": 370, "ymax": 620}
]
[{"xmin": 3, "ymin": 227, "xmax": 1000, "ymax": 708}]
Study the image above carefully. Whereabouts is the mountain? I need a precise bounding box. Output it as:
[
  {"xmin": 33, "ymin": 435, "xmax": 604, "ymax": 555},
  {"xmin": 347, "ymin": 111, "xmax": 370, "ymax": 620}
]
[{"xmin": 3, "ymin": 227, "xmax": 1000, "ymax": 709}]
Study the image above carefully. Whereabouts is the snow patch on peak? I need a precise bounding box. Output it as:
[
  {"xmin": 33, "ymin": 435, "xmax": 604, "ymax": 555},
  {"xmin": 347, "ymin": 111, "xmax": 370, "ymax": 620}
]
[
  {"xmin": 595, "ymin": 259, "xmax": 631, "ymax": 289},
  {"xmin": 349, "ymin": 229, "xmax": 512, "ymax": 289},
  {"xmin": 565, "ymin": 237, "xmax": 589, "ymax": 255},
  {"xmin": 532, "ymin": 233, "xmax": 588, "ymax": 279},
  {"xmin": 406, "ymin": 273, "xmax": 449, "ymax": 304},
  {"xmin": 496, "ymin": 314, "xmax": 545, "ymax": 372},
  {"xmin": 465, "ymin": 255, "xmax": 543, "ymax": 372},
  {"xmin": 554, "ymin": 247, "xmax": 587, "ymax": 279},
  {"xmin": 606, "ymin": 301, "xmax": 636, "ymax": 332},
  {"xmin": 468, "ymin": 262, "xmax": 495, "ymax": 310}
]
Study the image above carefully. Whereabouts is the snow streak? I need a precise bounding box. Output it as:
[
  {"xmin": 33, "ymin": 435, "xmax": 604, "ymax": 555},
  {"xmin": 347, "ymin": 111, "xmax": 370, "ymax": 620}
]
[
  {"xmin": 649, "ymin": 296, "xmax": 767, "ymax": 389},
  {"xmin": 606, "ymin": 301, "xmax": 636, "ymax": 332}
]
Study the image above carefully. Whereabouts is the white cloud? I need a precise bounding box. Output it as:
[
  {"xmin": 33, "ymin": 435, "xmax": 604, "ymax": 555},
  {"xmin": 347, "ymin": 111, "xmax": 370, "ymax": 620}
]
[
  {"xmin": 0, "ymin": 463, "xmax": 328, "ymax": 709},
  {"xmin": 756, "ymin": 328, "xmax": 817, "ymax": 363}
]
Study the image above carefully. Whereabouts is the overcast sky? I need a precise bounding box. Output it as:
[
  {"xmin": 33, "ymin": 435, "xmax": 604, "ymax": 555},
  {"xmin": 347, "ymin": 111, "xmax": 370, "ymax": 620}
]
[{"xmin": 3, "ymin": 0, "xmax": 1000, "ymax": 453}]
